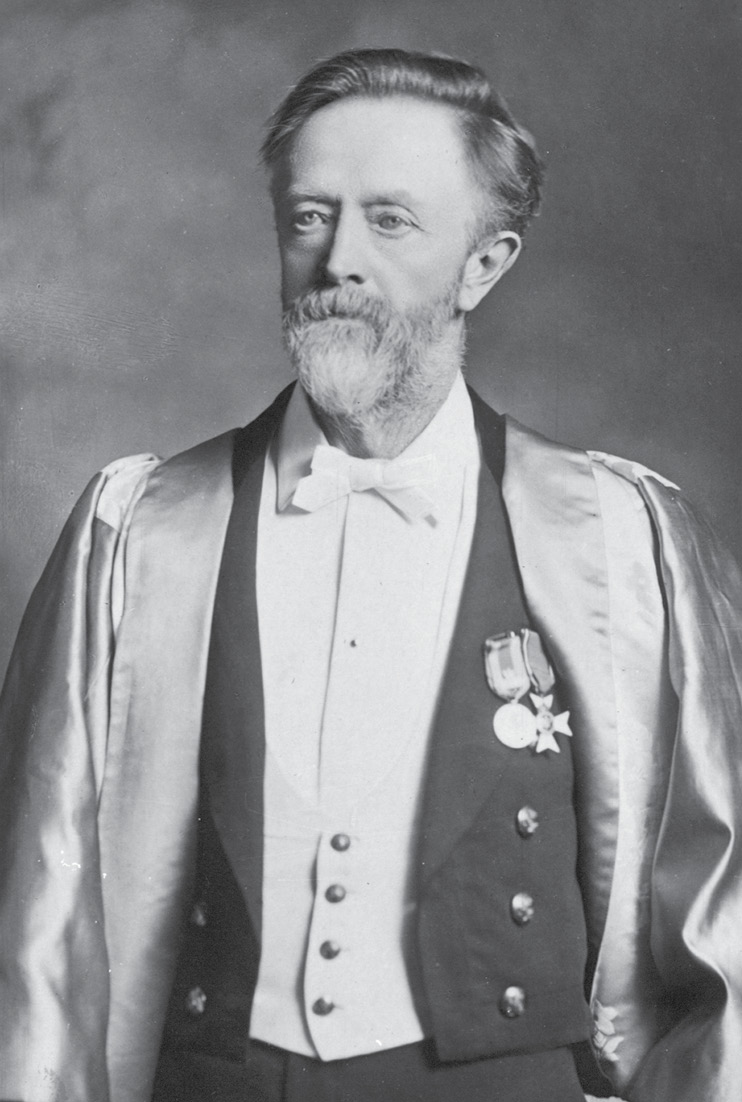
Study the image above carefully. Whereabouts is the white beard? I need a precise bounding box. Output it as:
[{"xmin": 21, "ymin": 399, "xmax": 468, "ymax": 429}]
[{"xmin": 282, "ymin": 283, "xmax": 464, "ymax": 425}]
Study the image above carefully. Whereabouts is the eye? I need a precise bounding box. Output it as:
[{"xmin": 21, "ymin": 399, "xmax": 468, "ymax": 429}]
[
  {"xmin": 290, "ymin": 209, "xmax": 330, "ymax": 232},
  {"xmin": 368, "ymin": 207, "xmax": 421, "ymax": 238},
  {"xmin": 372, "ymin": 213, "xmax": 412, "ymax": 235}
]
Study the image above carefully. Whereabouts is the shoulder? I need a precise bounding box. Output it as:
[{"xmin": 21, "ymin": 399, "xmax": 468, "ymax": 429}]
[
  {"xmin": 585, "ymin": 449, "xmax": 726, "ymax": 566},
  {"xmin": 86, "ymin": 388, "xmax": 294, "ymax": 538},
  {"xmin": 92, "ymin": 427, "xmax": 242, "ymax": 536},
  {"xmin": 94, "ymin": 453, "xmax": 162, "ymax": 533},
  {"xmin": 586, "ymin": 449, "xmax": 680, "ymax": 534},
  {"xmin": 587, "ymin": 449, "xmax": 680, "ymax": 516},
  {"xmin": 503, "ymin": 413, "xmax": 679, "ymax": 516},
  {"xmin": 586, "ymin": 450, "xmax": 679, "ymax": 492},
  {"xmin": 90, "ymin": 429, "xmax": 239, "ymax": 536},
  {"xmin": 505, "ymin": 417, "xmax": 739, "ymax": 584},
  {"xmin": 500, "ymin": 416, "xmax": 693, "ymax": 592}
]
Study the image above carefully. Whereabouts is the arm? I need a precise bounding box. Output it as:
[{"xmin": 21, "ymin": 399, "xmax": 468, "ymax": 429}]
[
  {"xmin": 586, "ymin": 457, "xmax": 742, "ymax": 1102},
  {"xmin": 625, "ymin": 477, "xmax": 742, "ymax": 1102},
  {"xmin": 0, "ymin": 456, "xmax": 157, "ymax": 1102}
]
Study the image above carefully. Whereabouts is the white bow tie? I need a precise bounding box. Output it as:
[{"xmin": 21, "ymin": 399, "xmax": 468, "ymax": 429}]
[{"xmin": 290, "ymin": 444, "xmax": 439, "ymax": 522}]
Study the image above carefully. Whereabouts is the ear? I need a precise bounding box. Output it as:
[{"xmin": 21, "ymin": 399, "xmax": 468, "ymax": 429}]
[{"xmin": 457, "ymin": 231, "xmax": 522, "ymax": 313}]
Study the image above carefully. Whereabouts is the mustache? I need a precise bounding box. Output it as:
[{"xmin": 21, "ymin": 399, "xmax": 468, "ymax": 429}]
[{"xmin": 282, "ymin": 286, "xmax": 393, "ymax": 329}]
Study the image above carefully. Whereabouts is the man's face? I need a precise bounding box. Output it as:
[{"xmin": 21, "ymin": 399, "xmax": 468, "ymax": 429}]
[
  {"xmin": 272, "ymin": 96, "xmax": 487, "ymax": 422},
  {"xmin": 273, "ymin": 95, "xmax": 481, "ymax": 314}
]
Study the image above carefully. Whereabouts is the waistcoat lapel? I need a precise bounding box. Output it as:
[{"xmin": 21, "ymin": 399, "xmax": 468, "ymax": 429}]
[{"xmin": 200, "ymin": 386, "xmax": 293, "ymax": 942}]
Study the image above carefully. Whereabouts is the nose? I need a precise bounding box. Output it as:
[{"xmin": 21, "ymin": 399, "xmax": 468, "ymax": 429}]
[{"xmin": 322, "ymin": 209, "xmax": 367, "ymax": 286}]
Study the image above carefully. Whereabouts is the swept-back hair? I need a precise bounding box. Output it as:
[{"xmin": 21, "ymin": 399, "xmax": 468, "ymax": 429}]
[{"xmin": 261, "ymin": 47, "xmax": 544, "ymax": 238}]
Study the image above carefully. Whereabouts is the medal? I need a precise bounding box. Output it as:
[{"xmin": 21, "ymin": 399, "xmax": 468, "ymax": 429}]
[
  {"xmin": 522, "ymin": 630, "xmax": 555, "ymax": 694},
  {"xmin": 483, "ymin": 632, "xmax": 531, "ymax": 700},
  {"xmin": 530, "ymin": 693, "xmax": 573, "ymax": 754},
  {"xmin": 483, "ymin": 630, "xmax": 571, "ymax": 754},
  {"xmin": 493, "ymin": 701, "xmax": 538, "ymax": 749},
  {"xmin": 484, "ymin": 632, "xmax": 536, "ymax": 749}
]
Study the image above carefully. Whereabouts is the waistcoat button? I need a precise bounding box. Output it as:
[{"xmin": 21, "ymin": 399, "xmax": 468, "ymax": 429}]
[
  {"xmin": 511, "ymin": 891, "xmax": 535, "ymax": 926},
  {"xmin": 325, "ymin": 884, "xmax": 346, "ymax": 903},
  {"xmin": 499, "ymin": 985, "xmax": 526, "ymax": 1018},
  {"xmin": 516, "ymin": 806, "xmax": 539, "ymax": 837},
  {"xmin": 312, "ymin": 997, "xmax": 335, "ymax": 1016},
  {"xmin": 185, "ymin": 986, "xmax": 207, "ymax": 1016},
  {"xmin": 190, "ymin": 901, "xmax": 208, "ymax": 927},
  {"xmin": 320, "ymin": 940, "xmax": 341, "ymax": 959},
  {"xmin": 331, "ymin": 833, "xmax": 351, "ymax": 852}
]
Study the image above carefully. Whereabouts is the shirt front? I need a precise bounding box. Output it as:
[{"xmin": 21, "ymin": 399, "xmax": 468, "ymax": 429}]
[{"xmin": 251, "ymin": 374, "xmax": 481, "ymax": 1059}]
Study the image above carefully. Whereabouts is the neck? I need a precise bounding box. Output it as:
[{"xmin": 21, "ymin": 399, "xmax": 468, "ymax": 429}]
[
  {"xmin": 305, "ymin": 326, "xmax": 465, "ymax": 459},
  {"xmin": 309, "ymin": 369, "xmax": 456, "ymax": 458}
]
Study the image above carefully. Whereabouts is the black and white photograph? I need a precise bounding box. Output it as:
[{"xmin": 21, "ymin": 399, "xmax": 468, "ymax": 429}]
[{"xmin": 0, "ymin": 2, "xmax": 740, "ymax": 1100}]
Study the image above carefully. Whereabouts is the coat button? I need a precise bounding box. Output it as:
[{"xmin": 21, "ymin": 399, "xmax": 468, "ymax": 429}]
[
  {"xmin": 190, "ymin": 901, "xmax": 208, "ymax": 927},
  {"xmin": 510, "ymin": 892, "xmax": 535, "ymax": 926},
  {"xmin": 312, "ymin": 997, "xmax": 335, "ymax": 1016},
  {"xmin": 330, "ymin": 833, "xmax": 351, "ymax": 852},
  {"xmin": 325, "ymin": 884, "xmax": 346, "ymax": 903},
  {"xmin": 499, "ymin": 985, "xmax": 526, "ymax": 1018},
  {"xmin": 516, "ymin": 806, "xmax": 539, "ymax": 838},
  {"xmin": 185, "ymin": 986, "xmax": 207, "ymax": 1016},
  {"xmin": 320, "ymin": 940, "xmax": 341, "ymax": 959}
]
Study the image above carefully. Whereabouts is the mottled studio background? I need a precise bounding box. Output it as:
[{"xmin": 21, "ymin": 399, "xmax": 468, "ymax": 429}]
[{"xmin": 1, "ymin": 0, "xmax": 740, "ymax": 677}]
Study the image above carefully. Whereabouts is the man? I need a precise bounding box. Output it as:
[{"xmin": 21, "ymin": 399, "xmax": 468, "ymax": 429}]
[{"xmin": 1, "ymin": 47, "xmax": 741, "ymax": 1102}]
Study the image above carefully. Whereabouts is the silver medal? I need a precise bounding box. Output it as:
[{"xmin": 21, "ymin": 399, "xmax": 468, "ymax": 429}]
[{"xmin": 493, "ymin": 701, "xmax": 538, "ymax": 749}]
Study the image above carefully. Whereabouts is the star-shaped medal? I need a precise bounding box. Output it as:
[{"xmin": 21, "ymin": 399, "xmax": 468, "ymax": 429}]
[{"xmin": 529, "ymin": 693, "xmax": 573, "ymax": 754}]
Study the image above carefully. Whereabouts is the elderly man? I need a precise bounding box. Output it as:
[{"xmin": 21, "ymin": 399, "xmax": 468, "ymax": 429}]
[{"xmin": 1, "ymin": 47, "xmax": 741, "ymax": 1102}]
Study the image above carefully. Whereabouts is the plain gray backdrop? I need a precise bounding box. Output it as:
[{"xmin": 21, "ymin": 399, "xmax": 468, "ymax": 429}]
[{"xmin": 1, "ymin": 0, "xmax": 740, "ymax": 678}]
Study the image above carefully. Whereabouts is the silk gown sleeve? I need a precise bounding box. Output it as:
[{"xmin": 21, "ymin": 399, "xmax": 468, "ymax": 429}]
[
  {"xmin": 0, "ymin": 455, "xmax": 158, "ymax": 1102},
  {"xmin": 580, "ymin": 452, "xmax": 742, "ymax": 1102},
  {"xmin": 503, "ymin": 420, "xmax": 742, "ymax": 1102},
  {"xmin": 622, "ymin": 473, "xmax": 742, "ymax": 1102}
]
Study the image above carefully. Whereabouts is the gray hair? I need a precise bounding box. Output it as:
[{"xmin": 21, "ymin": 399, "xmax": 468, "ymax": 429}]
[{"xmin": 261, "ymin": 48, "xmax": 544, "ymax": 239}]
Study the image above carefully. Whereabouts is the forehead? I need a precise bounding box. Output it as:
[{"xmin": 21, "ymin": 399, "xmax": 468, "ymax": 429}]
[{"xmin": 276, "ymin": 96, "xmax": 477, "ymax": 207}]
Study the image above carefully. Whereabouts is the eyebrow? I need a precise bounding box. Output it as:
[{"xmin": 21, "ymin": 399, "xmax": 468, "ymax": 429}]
[
  {"xmin": 363, "ymin": 190, "xmax": 419, "ymax": 209},
  {"xmin": 282, "ymin": 190, "xmax": 335, "ymax": 205},
  {"xmin": 281, "ymin": 188, "xmax": 421, "ymax": 210}
]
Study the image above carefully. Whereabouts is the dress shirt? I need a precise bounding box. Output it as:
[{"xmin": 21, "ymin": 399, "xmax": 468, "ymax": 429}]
[{"xmin": 251, "ymin": 373, "xmax": 481, "ymax": 1059}]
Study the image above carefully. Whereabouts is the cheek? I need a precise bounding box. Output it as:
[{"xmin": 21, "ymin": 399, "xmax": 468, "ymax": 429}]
[
  {"xmin": 279, "ymin": 243, "xmax": 320, "ymax": 292},
  {"xmin": 390, "ymin": 254, "xmax": 464, "ymax": 307}
]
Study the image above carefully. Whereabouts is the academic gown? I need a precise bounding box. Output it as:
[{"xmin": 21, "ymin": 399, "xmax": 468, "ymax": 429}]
[{"xmin": 1, "ymin": 389, "xmax": 742, "ymax": 1102}]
